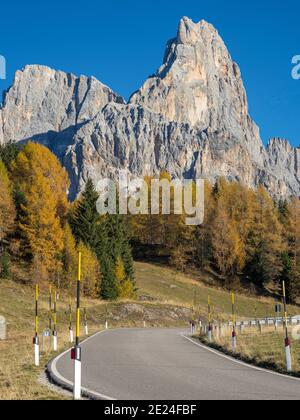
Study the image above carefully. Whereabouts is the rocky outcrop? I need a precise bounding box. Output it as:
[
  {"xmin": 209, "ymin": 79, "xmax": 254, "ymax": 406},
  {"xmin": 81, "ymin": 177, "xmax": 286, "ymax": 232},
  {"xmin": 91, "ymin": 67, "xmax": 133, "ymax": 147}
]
[
  {"xmin": 0, "ymin": 65, "xmax": 124, "ymax": 145},
  {"xmin": 266, "ymin": 138, "xmax": 300, "ymax": 197},
  {"xmin": 130, "ymin": 18, "xmax": 261, "ymax": 153},
  {"xmin": 0, "ymin": 18, "xmax": 299, "ymax": 199}
]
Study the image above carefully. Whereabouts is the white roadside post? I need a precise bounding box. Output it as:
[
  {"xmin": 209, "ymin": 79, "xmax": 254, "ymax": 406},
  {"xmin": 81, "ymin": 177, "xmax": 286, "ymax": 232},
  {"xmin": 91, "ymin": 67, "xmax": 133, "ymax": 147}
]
[
  {"xmin": 232, "ymin": 292, "xmax": 237, "ymax": 353},
  {"xmin": 53, "ymin": 289, "xmax": 58, "ymax": 351},
  {"xmin": 33, "ymin": 285, "xmax": 40, "ymax": 367},
  {"xmin": 72, "ymin": 252, "xmax": 82, "ymax": 400},
  {"xmin": 282, "ymin": 281, "xmax": 292, "ymax": 372},
  {"xmin": 69, "ymin": 300, "xmax": 74, "ymax": 343}
]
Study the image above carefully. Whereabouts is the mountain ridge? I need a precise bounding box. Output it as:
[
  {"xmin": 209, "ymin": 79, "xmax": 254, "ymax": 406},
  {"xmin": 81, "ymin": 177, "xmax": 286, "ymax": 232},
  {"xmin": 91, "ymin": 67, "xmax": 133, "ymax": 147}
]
[{"xmin": 0, "ymin": 17, "xmax": 299, "ymax": 200}]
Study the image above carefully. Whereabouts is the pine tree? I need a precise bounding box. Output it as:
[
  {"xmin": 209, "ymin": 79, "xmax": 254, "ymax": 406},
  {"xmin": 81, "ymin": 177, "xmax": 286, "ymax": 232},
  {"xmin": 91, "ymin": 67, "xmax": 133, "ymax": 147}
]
[
  {"xmin": 115, "ymin": 255, "xmax": 135, "ymax": 298},
  {"xmin": 70, "ymin": 179, "xmax": 135, "ymax": 300},
  {"xmin": 0, "ymin": 140, "xmax": 21, "ymax": 168},
  {"xmin": 122, "ymin": 237, "xmax": 135, "ymax": 283},
  {"xmin": 280, "ymin": 252, "xmax": 296, "ymax": 303},
  {"xmin": 70, "ymin": 178, "xmax": 100, "ymax": 249},
  {"xmin": 96, "ymin": 216, "xmax": 119, "ymax": 300},
  {"xmin": 108, "ymin": 212, "xmax": 135, "ymax": 283},
  {"xmin": 62, "ymin": 224, "xmax": 78, "ymax": 292},
  {"xmin": 70, "ymin": 179, "xmax": 120, "ymax": 300},
  {"xmin": 77, "ymin": 241, "xmax": 101, "ymax": 297},
  {"xmin": 0, "ymin": 251, "xmax": 11, "ymax": 279},
  {"xmin": 101, "ymin": 212, "xmax": 135, "ymax": 299}
]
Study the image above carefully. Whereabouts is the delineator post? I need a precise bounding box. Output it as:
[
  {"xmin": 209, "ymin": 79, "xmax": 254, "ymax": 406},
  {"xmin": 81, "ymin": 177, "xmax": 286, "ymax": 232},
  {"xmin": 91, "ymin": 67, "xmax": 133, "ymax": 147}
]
[
  {"xmin": 33, "ymin": 285, "xmax": 40, "ymax": 366},
  {"xmin": 73, "ymin": 252, "xmax": 82, "ymax": 400}
]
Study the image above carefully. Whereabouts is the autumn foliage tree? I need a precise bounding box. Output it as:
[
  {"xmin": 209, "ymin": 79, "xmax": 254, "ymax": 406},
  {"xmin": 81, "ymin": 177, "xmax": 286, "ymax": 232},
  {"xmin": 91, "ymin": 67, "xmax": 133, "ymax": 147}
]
[
  {"xmin": 62, "ymin": 223, "xmax": 78, "ymax": 291},
  {"xmin": 2, "ymin": 138, "xmax": 300, "ymax": 304},
  {"xmin": 11, "ymin": 142, "xmax": 69, "ymax": 283},
  {"xmin": 115, "ymin": 255, "xmax": 135, "ymax": 299},
  {"xmin": 0, "ymin": 158, "xmax": 16, "ymax": 278},
  {"xmin": 130, "ymin": 173, "xmax": 299, "ymax": 298},
  {"xmin": 0, "ymin": 158, "xmax": 15, "ymax": 245},
  {"xmin": 77, "ymin": 241, "xmax": 101, "ymax": 297}
]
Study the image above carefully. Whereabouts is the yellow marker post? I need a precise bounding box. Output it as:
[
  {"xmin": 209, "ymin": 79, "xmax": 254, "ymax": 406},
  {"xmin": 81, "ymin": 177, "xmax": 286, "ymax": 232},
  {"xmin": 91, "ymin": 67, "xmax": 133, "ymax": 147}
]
[
  {"xmin": 282, "ymin": 281, "xmax": 292, "ymax": 371},
  {"xmin": 33, "ymin": 285, "xmax": 39, "ymax": 366},
  {"xmin": 73, "ymin": 252, "xmax": 82, "ymax": 400}
]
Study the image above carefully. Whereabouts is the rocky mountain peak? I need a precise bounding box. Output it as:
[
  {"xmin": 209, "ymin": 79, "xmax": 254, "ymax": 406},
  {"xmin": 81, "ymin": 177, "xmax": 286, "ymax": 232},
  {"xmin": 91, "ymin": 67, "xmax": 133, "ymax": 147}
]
[
  {"xmin": 0, "ymin": 17, "xmax": 299, "ymax": 200},
  {"xmin": 0, "ymin": 64, "xmax": 124, "ymax": 145},
  {"xmin": 129, "ymin": 17, "xmax": 261, "ymax": 158},
  {"xmin": 177, "ymin": 17, "xmax": 217, "ymax": 45}
]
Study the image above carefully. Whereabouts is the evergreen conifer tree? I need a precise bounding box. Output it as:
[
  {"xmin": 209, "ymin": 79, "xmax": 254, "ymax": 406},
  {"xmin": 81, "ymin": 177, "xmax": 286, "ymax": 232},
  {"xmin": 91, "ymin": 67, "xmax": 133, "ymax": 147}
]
[{"xmin": 70, "ymin": 178, "xmax": 100, "ymax": 249}]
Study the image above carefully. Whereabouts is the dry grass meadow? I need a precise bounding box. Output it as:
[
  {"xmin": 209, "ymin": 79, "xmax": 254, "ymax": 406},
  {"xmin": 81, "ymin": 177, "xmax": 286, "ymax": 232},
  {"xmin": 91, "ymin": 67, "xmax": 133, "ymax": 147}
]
[
  {"xmin": 200, "ymin": 323, "xmax": 300, "ymax": 374},
  {"xmin": 0, "ymin": 261, "xmax": 299, "ymax": 399}
]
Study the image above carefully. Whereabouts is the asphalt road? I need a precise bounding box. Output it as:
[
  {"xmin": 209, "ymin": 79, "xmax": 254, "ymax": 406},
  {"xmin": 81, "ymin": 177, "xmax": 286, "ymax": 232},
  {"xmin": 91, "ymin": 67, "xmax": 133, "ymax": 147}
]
[{"xmin": 53, "ymin": 328, "xmax": 300, "ymax": 400}]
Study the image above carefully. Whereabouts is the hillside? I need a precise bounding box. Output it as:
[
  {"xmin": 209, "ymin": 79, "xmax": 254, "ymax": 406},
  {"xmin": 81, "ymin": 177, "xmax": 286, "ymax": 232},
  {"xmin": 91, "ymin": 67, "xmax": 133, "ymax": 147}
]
[{"xmin": 0, "ymin": 261, "xmax": 297, "ymax": 400}]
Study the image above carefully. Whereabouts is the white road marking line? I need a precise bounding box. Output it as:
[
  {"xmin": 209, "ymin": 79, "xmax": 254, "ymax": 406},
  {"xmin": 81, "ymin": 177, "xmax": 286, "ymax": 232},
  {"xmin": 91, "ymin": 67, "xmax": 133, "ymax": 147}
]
[
  {"xmin": 182, "ymin": 334, "xmax": 300, "ymax": 383},
  {"xmin": 50, "ymin": 330, "xmax": 116, "ymax": 400}
]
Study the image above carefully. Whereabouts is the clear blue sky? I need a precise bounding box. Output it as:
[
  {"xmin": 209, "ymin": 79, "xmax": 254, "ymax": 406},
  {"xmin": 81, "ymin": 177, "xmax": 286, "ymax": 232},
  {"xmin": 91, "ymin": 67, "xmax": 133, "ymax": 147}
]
[{"xmin": 0, "ymin": 0, "xmax": 299, "ymax": 146}]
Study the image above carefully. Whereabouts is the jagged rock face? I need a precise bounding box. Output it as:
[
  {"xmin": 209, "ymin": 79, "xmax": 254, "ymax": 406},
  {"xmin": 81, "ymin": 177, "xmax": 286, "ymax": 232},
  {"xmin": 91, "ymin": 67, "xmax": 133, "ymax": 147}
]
[
  {"xmin": 130, "ymin": 17, "xmax": 263, "ymax": 162},
  {"xmin": 0, "ymin": 18, "xmax": 299, "ymax": 199},
  {"xmin": 0, "ymin": 65, "xmax": 124, "ymax": 145},
  {"xmin": 65, "ymin": 103, "xmax": 261, "ymax": 199},
  {"xmin": 64, "ymin": 103, "xmax": 207, "ymax": 197},
  {"xmin": 266, "ymin": 138, "xmax": 300, "ymax": 196}
]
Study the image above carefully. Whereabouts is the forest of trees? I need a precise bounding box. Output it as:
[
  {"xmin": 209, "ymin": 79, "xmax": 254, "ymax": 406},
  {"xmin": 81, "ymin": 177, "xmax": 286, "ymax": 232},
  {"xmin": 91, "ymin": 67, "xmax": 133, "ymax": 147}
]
[
  {"xmin": 0, "ymin": 141, "xmax": 300, "ymax": 303},
  {"xmin": 0, "ymin": 141, "xmax": 135, "ymax": 300},
  {"xmin": 129, "ymin": 175, "xmax": 300, "ymax": 303}
]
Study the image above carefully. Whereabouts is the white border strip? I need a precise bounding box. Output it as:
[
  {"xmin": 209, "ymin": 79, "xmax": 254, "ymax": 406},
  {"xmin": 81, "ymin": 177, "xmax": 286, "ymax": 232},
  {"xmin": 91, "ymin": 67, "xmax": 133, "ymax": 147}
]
[
  {"xmin": 49, "ymin": 330, "xmax": 116, "ymax": 400},
  {"xmin": 182, "ymin": 334, "xmax": 300, "ymax": 382}
]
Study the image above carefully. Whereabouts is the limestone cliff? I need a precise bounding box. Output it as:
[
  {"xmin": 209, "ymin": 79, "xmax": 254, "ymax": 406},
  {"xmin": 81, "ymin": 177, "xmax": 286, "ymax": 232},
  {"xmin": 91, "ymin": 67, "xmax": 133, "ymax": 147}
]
[{"xmin": 0, "ymin": 18, "xmax": 298, "ymax": 200}]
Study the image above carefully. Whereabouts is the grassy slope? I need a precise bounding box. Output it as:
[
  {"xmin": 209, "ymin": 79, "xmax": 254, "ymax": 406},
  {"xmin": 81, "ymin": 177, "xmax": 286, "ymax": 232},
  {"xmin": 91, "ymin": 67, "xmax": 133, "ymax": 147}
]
[
  {"xmin": 136, "ymin": 262, "xmax": 299, "ymax": 319},
  {"xmin": 0, "ymin": 261, "xmax": 298, "ymax": 399},
  {"xmin": 202, "ymin": 326, "xmax": 300, "ymax": 374}
]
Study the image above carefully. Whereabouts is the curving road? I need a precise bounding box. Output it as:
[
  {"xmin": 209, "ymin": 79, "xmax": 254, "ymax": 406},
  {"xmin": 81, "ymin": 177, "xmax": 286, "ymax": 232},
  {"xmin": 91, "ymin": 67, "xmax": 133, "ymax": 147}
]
[{"xmin": 51, "ymin": 328, "xmax": 300, "ymax": 400}]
